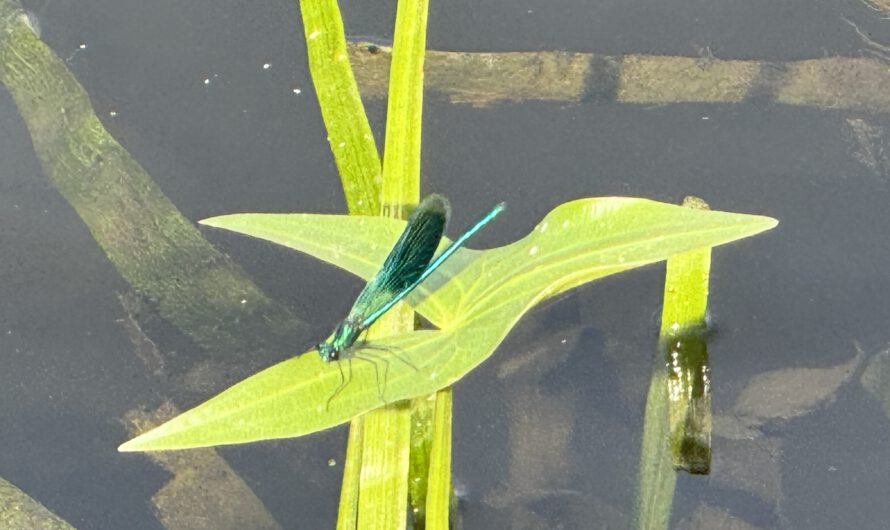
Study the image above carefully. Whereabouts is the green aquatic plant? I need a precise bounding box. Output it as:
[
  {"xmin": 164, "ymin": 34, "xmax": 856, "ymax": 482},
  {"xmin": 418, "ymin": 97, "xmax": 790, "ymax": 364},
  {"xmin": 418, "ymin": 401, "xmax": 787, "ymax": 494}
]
[
  {"xmin": 1, "ymin": 0, "xmax": 780, "ymax": 527},
  {"xmin": 120, "ymin": 198, "xmax": 775, "ymax": 451},
  {"xmin": 635, "ymin": 197, "xmax": 715, "ymax": 530}
]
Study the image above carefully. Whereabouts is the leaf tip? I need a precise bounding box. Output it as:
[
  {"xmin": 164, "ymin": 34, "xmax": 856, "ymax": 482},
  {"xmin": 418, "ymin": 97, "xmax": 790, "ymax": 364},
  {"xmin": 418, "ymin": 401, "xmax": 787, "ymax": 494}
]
[
  {"xmin": 117, "ymin": 438, "xmax": 142, "ymax": 453},
  {"xmin": 761, "ymin": 216, "xmax": 780, "ymax": 230},
  {"xmin": 197, "ymin": 216, "xmax": 223, "ymax": 228},
  {"xmin": 118, "ymin": 424, "xmax": 168, "ymax": 453}
]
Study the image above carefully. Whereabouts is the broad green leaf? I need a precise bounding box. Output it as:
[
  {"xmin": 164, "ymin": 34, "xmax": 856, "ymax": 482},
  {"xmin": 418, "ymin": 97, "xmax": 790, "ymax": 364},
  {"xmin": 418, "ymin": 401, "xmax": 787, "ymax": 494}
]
[
  {"xmin": 120, "ymin": 197, "xmax": 776, "ymax": 451},
  {"xmin": 198, "ymin": 211, "xmax": 481, "ymax": 329},
  {"xmin": 199, "ymin": 197, "xmax": 773, "ymax": 329}
]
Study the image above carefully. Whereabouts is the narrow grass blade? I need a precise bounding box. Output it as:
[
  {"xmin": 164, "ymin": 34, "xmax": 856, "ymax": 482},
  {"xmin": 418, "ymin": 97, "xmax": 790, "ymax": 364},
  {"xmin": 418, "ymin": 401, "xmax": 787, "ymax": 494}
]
[
  {"xmin": 408, "ymin": 395, "xmax": 436, "ymax": 522},
  {"xmin": 351, "ymin": 299, "xmax": 415, "ymax": 528},
  {"xmin": 298, "ymin": 0, "xmax": 381, "ymax": 215},
  {"xmin": 336, "ymin": 417, "xmax": 363, "ymax": 530},
  {"xmin": 352, "ymin": 0, "xmax": 431, "ymax": 527},
  {"xmin": 661, "ymin": 197, "xmax": 713, "ymax": 473},
  {"xmin": 379, "ymin": 0, "xmax": 429, "ymax": 210},
  {"xmin": 425, "ymin": 388, "xmax": 453, "ymax": 530},
  {"xmin": 357, "ymin": 401, "xmax": 412, "ymax": 530},
  {"xmin": 634, "ymin": 196, "xmax": 714, "ymax": 529},
  {"xmin": 634, "ymin": 369, "xmax": 676, "ymax": 530}
]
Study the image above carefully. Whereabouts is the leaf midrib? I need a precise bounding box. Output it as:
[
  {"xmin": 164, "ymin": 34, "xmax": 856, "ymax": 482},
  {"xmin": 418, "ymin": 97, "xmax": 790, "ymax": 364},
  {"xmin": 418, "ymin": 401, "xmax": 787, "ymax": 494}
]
[{"xmin": 456, "ymin": 222, "xmax": 769, "ymax": 325}]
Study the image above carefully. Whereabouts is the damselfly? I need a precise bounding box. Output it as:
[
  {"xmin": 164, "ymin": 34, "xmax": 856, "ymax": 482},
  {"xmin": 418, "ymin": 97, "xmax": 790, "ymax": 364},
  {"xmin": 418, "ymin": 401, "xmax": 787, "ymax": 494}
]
[{"xmin": 316, "ymin": 194, "xmax": 505, "ymax": 361}]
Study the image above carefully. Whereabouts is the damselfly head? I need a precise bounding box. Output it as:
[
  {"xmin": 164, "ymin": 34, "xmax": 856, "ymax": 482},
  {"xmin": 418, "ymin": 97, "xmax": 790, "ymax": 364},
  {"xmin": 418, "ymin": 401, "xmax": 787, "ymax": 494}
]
[{"xmin": 317, "ymin": 342, "xmax": 338, "ymax": 362}]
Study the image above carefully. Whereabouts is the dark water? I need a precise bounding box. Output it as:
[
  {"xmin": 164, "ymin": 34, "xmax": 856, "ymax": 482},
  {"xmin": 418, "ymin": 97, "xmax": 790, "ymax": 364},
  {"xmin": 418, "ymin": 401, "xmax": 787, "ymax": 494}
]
[{"xmin": 2, "ymin": 0, "xmax": 890, "ymax": 528}]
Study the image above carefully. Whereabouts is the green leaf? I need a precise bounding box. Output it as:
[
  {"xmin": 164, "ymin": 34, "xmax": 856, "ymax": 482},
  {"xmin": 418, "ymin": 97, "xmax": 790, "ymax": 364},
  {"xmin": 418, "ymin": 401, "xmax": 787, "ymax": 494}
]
[
  {"xmin": 407, "ymin": 396, "xmax": 435, "ymax": 520},
  {"xmin": 372, "ymin": 0, "xmax": 432, "ymax": 525},
  {"xmin": 378, "ymin": 0, "xmax": 429, "ymax": 207},
  {"xmin": 424, "ymin": 388, "xmax": 454, "ymax": 530},
  {"xmin": 634, "ymin": 369, "xmax": 675, "ymax": 530},
  {"xmin": 120, "ymin": 197, "xmax": 776, "ymax": 451},
  {"xmin": 198, "ymin": 211, "xmax": 479, "ymax": 328},
  {"xmin": 301, "ymin": 0, "xmax": 431, "ymax": 526},
  {"xmin": 660, "ymin": 198, "xmax": 713, "ymax": 474},
  {"xmin": 335, "ymin": 417, "xmax": 362, "ymax": 530},
  {"xmin": 299, "ymin": 0, "xmax": 381, "ymax": 215},
  {"xmin": 634, "ymin": 197, "xmax": 713, "ymax": 529},
  {"xmin": 356, "ymin": 403, "xmax": 412, "ymax": 529}
]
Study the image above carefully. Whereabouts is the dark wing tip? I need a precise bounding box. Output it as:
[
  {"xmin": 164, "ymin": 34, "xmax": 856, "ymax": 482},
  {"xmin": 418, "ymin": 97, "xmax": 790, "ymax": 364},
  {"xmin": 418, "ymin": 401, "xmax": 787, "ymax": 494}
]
[
  {"xmin": 418, "ymin": 193, "xmax": 451, "ymax": 210},
  {"xmin": 418, "ymin": 193, "xmax": 450, "ymax": 216}
]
